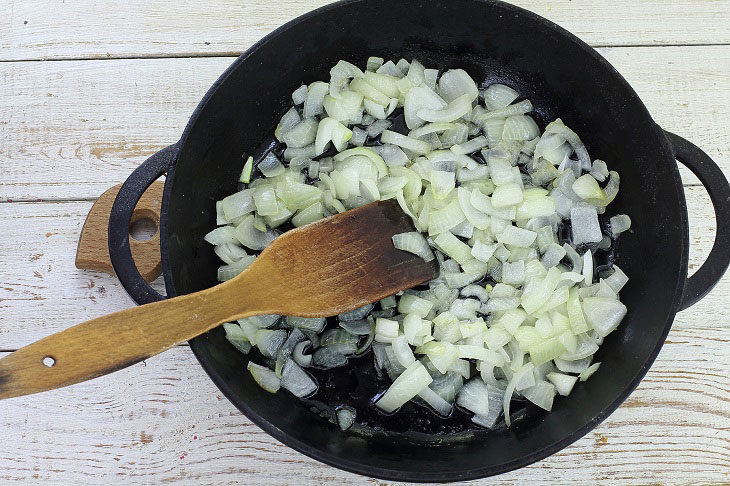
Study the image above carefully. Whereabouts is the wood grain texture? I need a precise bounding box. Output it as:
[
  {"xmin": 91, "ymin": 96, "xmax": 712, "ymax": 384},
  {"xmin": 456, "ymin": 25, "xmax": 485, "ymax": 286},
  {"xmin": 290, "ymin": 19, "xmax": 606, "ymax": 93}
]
[
  {"xmin": 0, "ymin": 328, "xmax": 727, "ymax": 485},
  {"xmin": 1, "ymin": 0, "xmax": 729, "ymax": 62},
  {"xmin": 1, "ymin": 1, "xmax": 729, "ymax": 482},
  {"xmin": 1, "ymin": 46, "xmax": 729, "ymax": 201},
  {"xmin": 75, "ymin": 182, "xmax": 164, "ymax": 283}
]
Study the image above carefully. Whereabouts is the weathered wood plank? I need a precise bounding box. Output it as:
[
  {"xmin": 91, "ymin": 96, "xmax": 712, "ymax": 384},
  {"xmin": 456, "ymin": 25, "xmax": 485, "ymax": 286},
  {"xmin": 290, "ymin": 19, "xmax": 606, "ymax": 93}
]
[
  {"xmin": 2, "ymin": 46, "xmax": 728, "ymax": 201},
  {"xmin": 0, "ymin": 327, "xmax": 727, "ymax": 485},
  {"xmin": 0, "ymin": 185, "xmax": 727, "ymax": 348},
  {"xmin": 1, "ymin": 0, "xmax": 729, "ymax": 62}
]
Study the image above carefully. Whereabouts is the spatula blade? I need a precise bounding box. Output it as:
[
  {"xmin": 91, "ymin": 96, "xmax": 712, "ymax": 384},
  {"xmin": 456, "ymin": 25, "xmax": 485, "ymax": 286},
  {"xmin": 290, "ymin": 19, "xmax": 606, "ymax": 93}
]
[{"xmin": 239, "ymin": 199, "xmax": 438, "ymax": 317}]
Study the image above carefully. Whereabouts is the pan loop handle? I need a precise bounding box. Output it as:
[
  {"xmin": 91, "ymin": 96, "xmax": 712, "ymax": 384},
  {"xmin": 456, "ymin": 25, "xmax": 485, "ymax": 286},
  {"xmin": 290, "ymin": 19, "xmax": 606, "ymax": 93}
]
[
  {"xmin": 665, "ymin": 131, "xmax": 730, "ymax": 310},
  {"xmin": 108, "ymin": 144, "xmax": 179, "ymax": 305}
]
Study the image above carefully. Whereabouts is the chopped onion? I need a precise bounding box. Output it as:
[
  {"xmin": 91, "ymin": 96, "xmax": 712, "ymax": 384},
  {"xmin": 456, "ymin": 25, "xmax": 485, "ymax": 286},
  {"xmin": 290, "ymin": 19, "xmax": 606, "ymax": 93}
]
[
  {"xmin": 375, "ymin": 361, "xmax": 433, "ymax": 413},
  {"xmin": 240, "ymin": 156, "xmax": 254, "ymax": 183},
  {"xmin": 247, "ymin": 362, "xmax": 281, "ymax": 393},
  {"xmin": 208, "ymin": 57, "xmax": 632, "ymax": 430},
  {"xmin": 280, "ymin": 360, "xmax": 318, "ymax": 397},
  {"xmin": 336, "ymin": 407, "xmax": 356, "ymax": 431},
  {"xmin": 483, "ymin": 84, "xmax": 519, "ymax": 111},
  {"xmin": 292, "ymin": 341, "xmax": 313, "ymax": 367},
  {"xmin": 579, "ymin": 362, "xmax": 601, "ymax": 381},
  {"xmin": 546, "ymin": 372, "xmax": 578, "ymax": 396},
  {"xmin": 417, "ymin": 94, "xmax": 473, "ymax": 123},
  {"xmin": 381, "ymin": 130, "xmax": 433, "ymax": 154},
  {"xmin": 286, "ymin": 316, "xmax": 326, "ymax": 332},
  {"xmin": 392, "ymin": 232, "xmax": 435, "ymax": 262},
  {"xmin": 522, "ymin": 381, "xmax": 556, "ymax": 411},
  {"xmin": 304, "ymin": 81, "xmax": 329, "ymax": 118},
  {"xmin": 610, "ymin": 214, "xmax": 632, "ymax": 236}
]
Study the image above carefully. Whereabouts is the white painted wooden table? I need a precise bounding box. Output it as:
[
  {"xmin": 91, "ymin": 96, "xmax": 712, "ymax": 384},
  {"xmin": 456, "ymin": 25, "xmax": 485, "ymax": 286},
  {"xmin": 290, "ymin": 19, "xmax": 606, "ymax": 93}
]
[{"xmin": 1, "ymin": 1, "xmax": 729, "ymax": 484}]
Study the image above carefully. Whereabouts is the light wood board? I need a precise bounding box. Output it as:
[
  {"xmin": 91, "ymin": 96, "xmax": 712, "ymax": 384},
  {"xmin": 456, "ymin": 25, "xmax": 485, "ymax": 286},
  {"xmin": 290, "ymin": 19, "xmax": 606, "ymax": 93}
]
[
  {"xmin": 1, "ymin": 0, "xmax": 729, "ymax": 483},
  {"xmin": 1, "ymin": 0, "xmax": 729, "ymax": 62}
]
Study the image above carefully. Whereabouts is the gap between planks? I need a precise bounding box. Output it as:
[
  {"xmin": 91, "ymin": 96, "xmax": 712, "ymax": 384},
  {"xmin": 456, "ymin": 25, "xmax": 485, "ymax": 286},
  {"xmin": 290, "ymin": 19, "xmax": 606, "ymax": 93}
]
[
  {"xmin": 2, "ymin": 42, "xmax": 730, "ymax": 64},
  {"xmin": 1, "ymin": 0, "xmax": 729, "ymax": 61}
]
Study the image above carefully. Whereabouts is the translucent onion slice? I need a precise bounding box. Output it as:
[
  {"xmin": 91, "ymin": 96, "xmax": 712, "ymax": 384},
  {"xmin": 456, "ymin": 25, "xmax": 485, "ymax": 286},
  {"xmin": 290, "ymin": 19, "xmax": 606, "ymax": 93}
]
[
  {"xmin": 375, "ymin": 361, "xmax": 433, "ymax": 413},
  {"xmin": 392, "ymin": 232, "xmax": 435, "ymax": 262},
  {"xmin": 247, "ymin": 362, "xmax": 281, "ymax": 393}
]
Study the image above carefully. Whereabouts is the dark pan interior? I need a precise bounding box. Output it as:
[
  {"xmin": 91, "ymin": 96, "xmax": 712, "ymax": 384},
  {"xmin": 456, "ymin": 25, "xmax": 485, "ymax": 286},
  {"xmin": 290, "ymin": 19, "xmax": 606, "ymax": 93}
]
[{"xmin": 162, "ymin": 0, "xmax": 688, "ymax": 480}]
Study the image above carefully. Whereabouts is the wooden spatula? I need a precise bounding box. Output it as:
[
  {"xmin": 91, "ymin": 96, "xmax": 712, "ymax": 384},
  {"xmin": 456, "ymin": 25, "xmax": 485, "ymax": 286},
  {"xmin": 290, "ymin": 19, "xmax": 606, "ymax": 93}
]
[{"xmin": 0, "ymin": 200, "xmax": 436, "ymax": 400}]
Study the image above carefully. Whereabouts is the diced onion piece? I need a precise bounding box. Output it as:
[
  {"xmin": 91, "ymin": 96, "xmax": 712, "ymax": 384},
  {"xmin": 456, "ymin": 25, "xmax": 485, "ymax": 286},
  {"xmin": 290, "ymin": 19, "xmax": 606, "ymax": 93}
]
[
  {"xmin": 292, "ymin": 202, "xmax": 324, "ymax": 227},
  {"xmin": 483, "ymin": 84, "xmax": 519, "ymax": 111},
  {"xmin": 363, "ymin": 71, "xmax": 400, "ymax": 98},
  {"xmin": 253, "ymin": 186, "xmax": 279, "ymax": 216},
  {"xmin": 279, "ymin": 179, "xmax": 323, "ymax": 210},
  {"xmin": 491, "ymin": 183, "xmax": 523, "ymax": 208},
  {"xmin": 418, "ymin": 386, "xmax": 453, "ymax": 416},
  {"xmin": 478, "ymin": 99, "xmax": 532, "ymax": 121},
  {"xmin": 214, "ymin": 242, "xmax": 249, "ymax": 265},
  {"xmin": 247, "ymin": 362, "xmax": 281, "ymax": 393},
  {"xmin": 221, "ymin": 189, "xmax": 256, "ymax": 221},
  {"xmin": 367, "ymin": 119, "xmax": 392, "ymax": 137},
  {"xmin": 350, "ymin": 77, "xmax": 391, "ymax": 106},
  {"xmin": 428, "ymin": 198, "xmax": 466, "ymax": 236},
  {"xmin": 430, "ymin": 170, "xmax": 456, "ymax": 200},
  {"xmin": 546, "ymin": 372, "xmax": 578, "ymax": 396},
  {"xmin": 417, "ymin": 94, "xmax": 472, "ymax": 123},
  {"xmin": 392, "ymin": 335, "xmax": 416, "ymax": 367},
  {"xmin": 456, "ymin": 345, "xmax": 504, "ymax": 366},
  {"xmin": 522, "ymin": 381, "xmax": 556, "ymax": 411},
  {"xmin": 542, "ymin": 119, "xmax": 591, "ymax": 170},
  {"xmin": 397, "ymin": 294, "xmax": 434, "ymax": 318},
  {"xmin": 233, "ymin": 215, "xmax": 278, "ymax": 250},
  {"xmin": 404, "ymin": 86, "xmax": 447, "ymax": 129},
  {"xmin": 579, "ymin": 362, "xmax": 601, "ymax": 381},
  {"xmin": 409, "ymin": 122, "xmax": 457, "ymax": 139},
  {"xmin": 205, "ymin": 226, "xmax": 237, "ymax": 246},
  {"xmin": 374, "ymin": 318, "xmax": 399, "ymax": 343},
  {"xmin": 280, "ymin": 359, "xmax": 318, "ymax": 397},
  {"xmin": 282, "ymin": 118, "xmax": 318, "ymax": 148},
  {"xmin": 334, "ymin": 147, "xmax": 388, "ymax": 178},
  {"xmin": 501, "ymin": 115, "xmax": 540, "ymax": 141},
  {"xmin": 572, "ymin": 174, "xmax": 606, "ymax": 202},
  {"xmin": 438, "ymin": 69, "xmax": 479, "ymax": 103},
  {"xmin": 582, "ymin": 250, "xmax": 594, "ymax": 285},
  {"xmin": 377, "ymin": 60, "xmax": 404, "ymax": 78},
  {"xmin": 392, "ymin": 231, "xmax": 435, "ymax": 262},
  {"xmin": 415, "ymin": 341, "xmax": 458, "ymax": 373},
  {"xmin": 286, "ymin": 316, "xmax": 326, "ymax": 332},
  {"xmin": 497, "ymin": 225, "xmax": 537, "ymax": 248},
  {"xmin": 610, "ymin": 214, "xmax": 632, "ymax": 236},
  {"xmin": 304, "ymin": 81, "xmax": 329, "ymax": 118},
  {"xmin": 503, "ymin": 363, "xmax": 535, "ymax": 426},
  {"xmin": 240, "ymin": 156, "xmax": 254, "ymax": 183},
  {"xmin": 521, "ymin": 267, "xmax": 561, "ymax": 315},
  {"xmin": 375, "ymin": 361, "xmax": 433, "ymax": 413},
  {"xmin": 323, "ymin": 91, "xmax": 364, "ymax": 122},
  {"xmin": 223, "ymin": 322, "xmax": 252, "ymax": 354},
  {"xmin": 456, "ymin": 378, "xmax": 492, "ymax": 416},
  {"xmin": 582, "ymin": 298, "xmax": 627, "ymax": 337},
  {"xmin": 570, "ymin": 206, "xmax": 602, "ymax": 244},
  {"xmin": 432, "ymin": 232, "xmax": 469, "ymax": 265},
  {"xmin": 315, "ymin": 117, "xmax": 353, "ymax": 155},
  {"xmin": 217, "ymin": 255, "xmax": 255, "ymax": 281},
  {"xmin": 381, "ymin": 130, "xmax": 433, "ymax": 154}
]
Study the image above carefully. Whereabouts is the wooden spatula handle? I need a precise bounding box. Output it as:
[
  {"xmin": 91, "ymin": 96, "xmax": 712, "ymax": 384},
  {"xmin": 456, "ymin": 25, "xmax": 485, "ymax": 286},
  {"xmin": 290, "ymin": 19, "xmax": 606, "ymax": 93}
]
[{"xmin": 0, "ymin": 275, "xmax": 256, "ymax": 400}]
